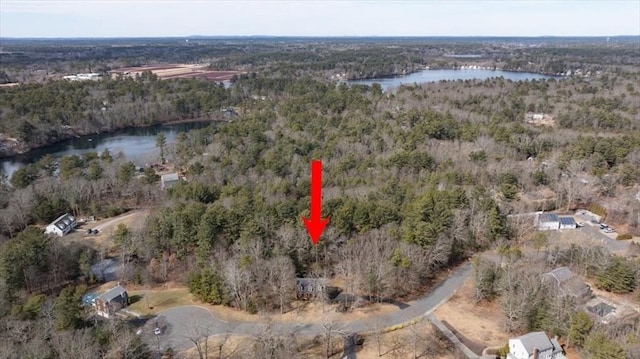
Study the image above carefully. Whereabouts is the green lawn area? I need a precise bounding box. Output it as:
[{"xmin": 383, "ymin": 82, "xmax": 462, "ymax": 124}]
[{"xmin": 127, "ymin": 288, "xmax": 194, "ymax": 316}]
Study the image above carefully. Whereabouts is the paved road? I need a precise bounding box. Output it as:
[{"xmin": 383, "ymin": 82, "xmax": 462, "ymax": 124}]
[{"xmin": 146, "ymin": 262, "xmax": 473, "ymax": 352}]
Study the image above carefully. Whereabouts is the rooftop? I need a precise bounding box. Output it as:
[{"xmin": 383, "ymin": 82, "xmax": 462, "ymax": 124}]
[
  {"xmin": 161, "ymin": 173, "xmax": 179, "ymax": 182},
  {"xmin": 559, "ymin": 217, "xmax": 576, "ymax": 226},
  {"xmin": 545, "ymin": 267, "xmax": 573, "ymax": 283},
  {"xmin": 51, "ymin": 213, "xmax": 75, "ymax": 229},
  {"xmin": 588, "ymin": 302, "xmax": 616, "ymax": 317},
  {"xmin": 96, "ymin": 284, "xmax": 127, "ymax": 303},
  {"xmin": 538, "ymin": 213, "xmax": 559, "ymax": 223},
  {"xmin": 513, "ymin": 331, "xmax": 555, "ymax": 354}
]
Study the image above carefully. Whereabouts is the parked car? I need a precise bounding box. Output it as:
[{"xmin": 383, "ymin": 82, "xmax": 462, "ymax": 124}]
[
  {"xmin": 154, "ymin": 327, "xmax": 161, "ymax": 335},
  {"xmin": 577, "ymin": 222, "xmax": 585, "ymax": 228},
  {"xmin": 600, "ymin": 223, "xmax": 608, "ymax": 230}
]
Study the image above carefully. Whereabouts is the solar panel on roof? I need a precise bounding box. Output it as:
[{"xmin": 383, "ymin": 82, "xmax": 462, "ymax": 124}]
[{"xmin": 559, "ymin": 217, "xmax": 576, "ymax": 225}]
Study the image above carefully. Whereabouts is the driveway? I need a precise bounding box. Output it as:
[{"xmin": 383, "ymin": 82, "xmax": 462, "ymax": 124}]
[
  {"xmin": 145, "ymin": 263, "xmax": 473, "ymax": 352},
  {"xmin": 141, "ymin": 306, "xmax": 222, "ymax": 352}
]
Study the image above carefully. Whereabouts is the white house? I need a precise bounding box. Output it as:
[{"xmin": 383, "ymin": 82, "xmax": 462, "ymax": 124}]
[
  {"xmin": 536, "ymin": 213, "xmax": 560, "ymax": 230},
  {"xmin": 45, "ymin": 213, "xmax": 77, "ymax": 237},
  {"xmin": 507, "ymin": 331, "xmax": 566, "ymax": 359},
  {"xmin": 161, "ymin": 173, "xmax": 180, "ymax": 189}
]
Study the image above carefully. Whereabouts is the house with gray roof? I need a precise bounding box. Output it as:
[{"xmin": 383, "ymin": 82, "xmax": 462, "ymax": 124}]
[
  {"xmin": 161, "ymin": 172, "xmax": 180, "ymax": 189},
  {"xmin": 93, "ymin": 284, "xmax": 128, "ymax": 318},
  {"xmin": 543, "ymin": 267, "xmax": 592, "ymax": 301},
  {"xmin": 296, "ymin": 278, "xmax": 327, "ymax": 299},
  {"xmin": 508, "ymin": 331, "xmax": 566, "ymax": 359},
  {"xmin": 45, "ymin": 213, "xmax": 76, "ymax": 237}
]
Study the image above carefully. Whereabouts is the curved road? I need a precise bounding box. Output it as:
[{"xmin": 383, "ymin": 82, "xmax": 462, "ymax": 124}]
[{"xmin": 148, "ymin": 262, "xmax": 472, "ymax": 352}]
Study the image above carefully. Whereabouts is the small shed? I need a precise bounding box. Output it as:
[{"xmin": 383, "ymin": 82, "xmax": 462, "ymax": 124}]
[
  {"xmin": 161, "ymin": 173, "xmax": 180, "ymax": 190},
  {"xmin": 558, "ymin": 216, "xmax": 577, "ymax": 230},
  {"xmin": 536, "ymin": 213, "xmax": 560, "ymax": 231}
]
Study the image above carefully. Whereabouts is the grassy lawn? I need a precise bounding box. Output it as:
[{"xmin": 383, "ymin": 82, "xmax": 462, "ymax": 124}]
[{"xmin": 127, "ymin": 288, "xmax": 194, "ymax": 316}]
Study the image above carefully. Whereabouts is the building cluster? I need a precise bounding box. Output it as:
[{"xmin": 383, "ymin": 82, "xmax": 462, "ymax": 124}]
[{"xmin": 536, "ymin": 213, "xmax": 577, "ymax": 231}]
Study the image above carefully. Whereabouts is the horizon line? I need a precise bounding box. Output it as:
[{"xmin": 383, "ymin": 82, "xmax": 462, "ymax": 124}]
[{"xmin": 1, "ymin": 34, "xmax": 639, "ymax": 40}]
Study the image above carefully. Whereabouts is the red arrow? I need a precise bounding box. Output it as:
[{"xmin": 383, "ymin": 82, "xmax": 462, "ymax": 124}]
[{"xmin": 302, "ymin": 160, "xmax": 329, "ymax": 245}]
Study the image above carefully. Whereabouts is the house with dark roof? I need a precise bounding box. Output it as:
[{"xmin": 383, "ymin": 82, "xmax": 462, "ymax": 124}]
[
  {"xmin": 93, "ymin": 284, "xmax": 128, "ymax": 318},
  {"xmin": 543, "ymin": 267, "xmax": 592, "ymax": 301},
  {"xmin": 558, "ymin": 217, "xmax": 576, "ymax": 230},
  {"xmin": 45, "ymin": 213, "xmax": 77, "ymax": 237},
  {"xmin": 296, "ymin": 278, "xmax": 327, "ymax": 299},
  {"xmin": 536, "ymin": 213, "xmax": 560, "ymax": 230},
  {"xmin": 507, "ymin": 331, "xmax": 566, "ymax": 359}
]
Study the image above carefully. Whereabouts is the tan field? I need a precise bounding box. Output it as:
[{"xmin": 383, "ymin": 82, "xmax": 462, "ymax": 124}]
[{"xmin": 108, "ymin": 64, "xmax": 243, "ymax": 82}]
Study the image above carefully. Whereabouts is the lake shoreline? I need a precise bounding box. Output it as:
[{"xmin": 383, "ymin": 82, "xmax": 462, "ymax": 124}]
[
  {"xmin": 0, "ymin": 117, "xmax": 226, "ymax": 160},
  {"xmin": 349, "ymin": 66, "xmax": 562, "ymax": 82}
]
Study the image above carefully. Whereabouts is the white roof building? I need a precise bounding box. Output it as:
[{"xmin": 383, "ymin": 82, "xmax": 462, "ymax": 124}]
[
  {"xmin": 508, "ymin": 332, "xmax": 566, "ymax": 359},
  {"xmin": 161, "ymin": 172, "xmax": 180, "ymax": 189}
]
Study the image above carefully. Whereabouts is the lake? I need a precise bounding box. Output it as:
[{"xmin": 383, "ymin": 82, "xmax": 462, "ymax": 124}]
[
  {"xmin": 1, "ymin": 121, "xmax": 212, "ymax": 178},
  {"xmin": 349, "ymin": 68, "xmax": 560, "ymax": 91}
]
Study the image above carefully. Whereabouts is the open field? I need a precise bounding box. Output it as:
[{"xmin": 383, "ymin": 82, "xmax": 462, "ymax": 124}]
[
  {"xmin": 434, "ymin": 277, "xmax": 508, "ymax": 352},
  {"xmin": 128, "ymin": 288, "xmax": 195, "ymax": 316},
  {"xmin": 108, "ymin": 64, "xmax": 243, "ymax": 82}
]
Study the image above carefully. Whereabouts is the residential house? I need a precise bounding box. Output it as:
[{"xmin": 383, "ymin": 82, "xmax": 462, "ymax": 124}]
[
  {"xmin": 507, "ymin": 331, "xmax": 566, "ymax": 359},
  {"xmin": 296, "ymin": 278, "xmax": 327, "ymax": 300},
  {"xmin": 536, "ymin": 213, "xmax": 560, "ymax": 231},
  {"xmin": 45, "ymin": 213, "xmax": 77, "ymax": 237},
  {"xmin": 93, "ymin": 284, "xmax": 128, "ymax": 318},
  {"xmin": 543, "ymin": 267, "xmax": 592, "ymax": 301},
  {"xmin": 161, "ymin": 173, "xmax": 180, "ymax": 190}
]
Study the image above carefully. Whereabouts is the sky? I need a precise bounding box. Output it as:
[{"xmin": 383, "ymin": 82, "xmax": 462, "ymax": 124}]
[{"xmin": 1, "ymin": 0, "xmax": 639, "ymax": 38}]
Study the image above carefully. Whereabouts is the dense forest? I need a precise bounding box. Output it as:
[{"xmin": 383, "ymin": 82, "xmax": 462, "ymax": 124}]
[{"xmin": 1, "ymin": 38, "xmax": 639, "ymax": 358}]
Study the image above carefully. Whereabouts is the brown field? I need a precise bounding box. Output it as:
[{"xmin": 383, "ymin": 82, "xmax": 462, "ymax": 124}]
[{"xmin": 108, "ymin": 64, "xmax": 242, "ymax": 82}]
